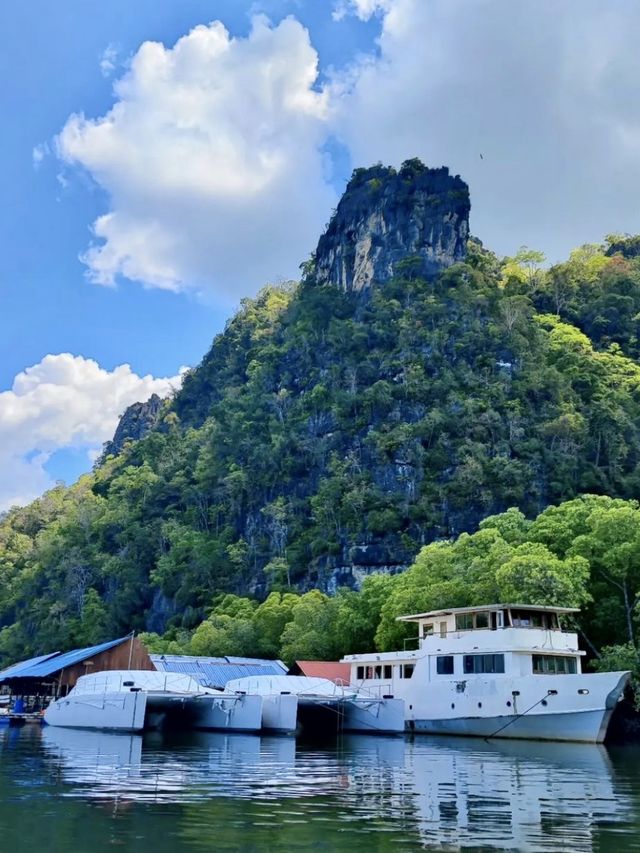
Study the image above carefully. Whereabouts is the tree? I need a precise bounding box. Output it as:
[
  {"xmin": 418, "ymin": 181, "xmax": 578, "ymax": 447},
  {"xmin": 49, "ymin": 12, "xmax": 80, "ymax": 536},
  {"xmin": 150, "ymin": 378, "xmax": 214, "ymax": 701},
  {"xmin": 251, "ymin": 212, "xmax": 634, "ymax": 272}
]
[
  {"xmin": 495, "ymin": 543, "xmax": 590, "ymax": 608},
  {"xmin": 279, "ymin": 591, "xmax": 341, "ymax": 664},
  {"xmin": 569, "ymin": 504, "xmax": 640, "ymax": 644}
]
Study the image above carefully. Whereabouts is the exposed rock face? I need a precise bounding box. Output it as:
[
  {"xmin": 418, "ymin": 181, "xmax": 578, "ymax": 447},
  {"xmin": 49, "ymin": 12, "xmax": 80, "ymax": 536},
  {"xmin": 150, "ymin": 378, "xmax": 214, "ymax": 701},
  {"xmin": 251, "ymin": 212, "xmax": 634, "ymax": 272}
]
[
  {"xmin": 314, "ymin": 159, "xmax": 470, "ymax": 292},
  {"xmin": 102, "ymin": 393, "xmax": 164, "ymax": 460}
]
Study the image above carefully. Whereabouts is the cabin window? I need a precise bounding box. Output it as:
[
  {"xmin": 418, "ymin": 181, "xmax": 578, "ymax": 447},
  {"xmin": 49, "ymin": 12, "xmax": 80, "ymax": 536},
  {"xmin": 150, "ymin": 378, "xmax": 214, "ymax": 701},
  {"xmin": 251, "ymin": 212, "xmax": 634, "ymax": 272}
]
[
  {"xmin": 401, "ymin": 664, "xmax": 415, "ymax": 679},
  {"xmin": 436, "ymin": 655, "xmax": 454, "ymax": 675},
  {"xmin": 532, "ymin": 654, "xmax": 577, "ymax": 675},
  {"xmin": 463, "ymin": 654, "xmax": 505, "ymax": 674},
  {"xmin": 421, "ymin": 623, "xmax": 434, "ymax": 637},
  {"xmin": 356, "ymin": 666, "xmax": 365, "ymax": 680},
  {"xmin": 384, "ymin": 665, "xmax": 393, "ymax": 679},
  {"xmin": 455, "ymin": 612, "xmax": 491, "ymax": 631},
  {"xmin": 456, "ymin": 613, "xmax": 474, "ymax": 631},
  {"xmin": 475, "ymin": 612, "xmax": 489, "ymax": 629},
  {"xmin": 511, "ymin": 610, "xmax": 550, "ymax": 629}
]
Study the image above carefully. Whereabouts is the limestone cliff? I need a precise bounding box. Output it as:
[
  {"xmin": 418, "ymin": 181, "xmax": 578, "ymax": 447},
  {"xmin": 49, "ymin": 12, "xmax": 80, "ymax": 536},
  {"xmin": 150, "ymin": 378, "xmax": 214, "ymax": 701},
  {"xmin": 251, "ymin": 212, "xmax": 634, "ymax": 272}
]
[
  {"xmin": 314, "ymin": 159, "xmax": 470, "ymax": 292},
  {"xmin": 102, "ymin": 393, "xmax": 164, "ymax": 460}
]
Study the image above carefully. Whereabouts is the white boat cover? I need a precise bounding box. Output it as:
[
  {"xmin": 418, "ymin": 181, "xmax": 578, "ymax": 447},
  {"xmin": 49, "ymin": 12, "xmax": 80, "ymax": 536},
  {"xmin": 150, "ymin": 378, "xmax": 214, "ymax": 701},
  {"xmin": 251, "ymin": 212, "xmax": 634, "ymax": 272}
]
[
  {"xmin": 72, "ymin": 670, "xmax": 218, "ymax": 696},
  {"xmin": 226, "ymin": 675, "xmax": 357, "ymax": 698}
]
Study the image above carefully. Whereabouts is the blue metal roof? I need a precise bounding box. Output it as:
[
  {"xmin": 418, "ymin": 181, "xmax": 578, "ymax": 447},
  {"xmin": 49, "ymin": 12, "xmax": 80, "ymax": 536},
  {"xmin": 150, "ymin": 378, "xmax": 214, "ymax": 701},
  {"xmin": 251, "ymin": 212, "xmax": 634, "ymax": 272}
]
[
  {"xmin": 0, "ymin": 636, "xmax": 132, "ymax": 681},
  {"xmin": 0, "ymin": 651, "xmax": 60, "ymax": 681},
  {"xmin": 151, "ymin": 654, "xmax": 287, "ymax": 688}
]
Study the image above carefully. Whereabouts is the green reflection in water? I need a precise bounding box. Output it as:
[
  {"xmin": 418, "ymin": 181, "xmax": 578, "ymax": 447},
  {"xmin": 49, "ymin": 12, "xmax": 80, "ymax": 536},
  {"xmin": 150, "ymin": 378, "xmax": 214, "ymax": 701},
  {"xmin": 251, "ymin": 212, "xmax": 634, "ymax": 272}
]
[{"xmin": 2, "ymin": 726, "xmax": 640, "ymax": 852}]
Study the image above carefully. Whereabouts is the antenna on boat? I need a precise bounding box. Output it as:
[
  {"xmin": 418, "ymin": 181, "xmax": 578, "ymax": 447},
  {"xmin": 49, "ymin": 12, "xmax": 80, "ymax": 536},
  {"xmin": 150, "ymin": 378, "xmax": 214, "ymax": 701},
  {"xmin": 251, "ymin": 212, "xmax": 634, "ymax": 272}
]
[{"xmin": 127, "ymin": 630, "xmax": 135, "ymax": 669}]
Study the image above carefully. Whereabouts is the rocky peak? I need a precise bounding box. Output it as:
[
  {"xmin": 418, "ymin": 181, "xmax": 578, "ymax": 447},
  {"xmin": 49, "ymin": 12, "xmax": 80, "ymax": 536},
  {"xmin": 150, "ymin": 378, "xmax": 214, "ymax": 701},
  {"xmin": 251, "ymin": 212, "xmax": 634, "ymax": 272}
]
[
  {"xmin": 101, "ymin": 393, "xmax": 164, "ymax": 461},
  {"xmin": 313, "ymin": 159, "xmax": 470, "ymax": 292}
]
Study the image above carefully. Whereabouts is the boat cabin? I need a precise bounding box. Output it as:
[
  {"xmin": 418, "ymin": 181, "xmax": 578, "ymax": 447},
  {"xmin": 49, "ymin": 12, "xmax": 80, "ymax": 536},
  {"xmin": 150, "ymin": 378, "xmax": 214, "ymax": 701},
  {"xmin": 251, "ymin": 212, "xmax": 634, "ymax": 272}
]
[
  {"xmin": 343, "ymin": 604, "xmax": 584, "ymax": 691},
  {"xmin": 398, "ymin": 603, "xmax": 576, "ymax": 640}
]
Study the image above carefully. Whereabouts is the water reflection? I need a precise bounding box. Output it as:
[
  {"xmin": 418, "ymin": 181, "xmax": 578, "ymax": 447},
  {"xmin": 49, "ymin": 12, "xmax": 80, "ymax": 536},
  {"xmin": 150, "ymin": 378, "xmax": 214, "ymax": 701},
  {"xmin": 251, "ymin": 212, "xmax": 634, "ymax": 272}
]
[{"xmin": 3, "ymin": 726, "xmax": 640, "ymax": 851}]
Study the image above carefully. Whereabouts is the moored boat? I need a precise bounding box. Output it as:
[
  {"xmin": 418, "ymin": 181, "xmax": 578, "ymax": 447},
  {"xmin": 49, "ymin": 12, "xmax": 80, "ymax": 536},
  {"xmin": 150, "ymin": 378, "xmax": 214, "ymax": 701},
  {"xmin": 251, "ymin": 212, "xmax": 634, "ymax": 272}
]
[
  {"xmin": 226, "ymin": 674, "xmax": 405, "ymax": 734},
  {"xmin": 342, "ymin": 604, "xmax": 629, "ymax": 743},
  {"xmin": 44, "ymin": 669, "xmax": 262, "ymax": 732}
]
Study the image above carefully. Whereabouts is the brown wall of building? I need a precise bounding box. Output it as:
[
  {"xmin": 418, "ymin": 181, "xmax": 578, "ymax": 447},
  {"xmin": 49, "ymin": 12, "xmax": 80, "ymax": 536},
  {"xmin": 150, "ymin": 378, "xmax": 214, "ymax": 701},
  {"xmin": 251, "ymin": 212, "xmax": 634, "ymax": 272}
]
[{"xmin": 58, "ymin": 637, "xmax": 154, "ymax": 692}]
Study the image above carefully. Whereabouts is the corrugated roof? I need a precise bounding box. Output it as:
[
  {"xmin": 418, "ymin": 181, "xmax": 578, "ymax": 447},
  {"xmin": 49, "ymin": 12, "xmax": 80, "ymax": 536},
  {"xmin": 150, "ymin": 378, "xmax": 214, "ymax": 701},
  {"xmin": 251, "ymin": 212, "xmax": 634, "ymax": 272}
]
[
  {"xmin": 0, "ymin": 636, "xmax": 132, "ymax": 681},
  {"xmin": 294, "ymin": 661, "xmax": 351, "ymax": 685},
  {"xmin": 151, "ymin": 654, "xmax": 287, "ymax": 688},
  {"xmin": 0, "ymin": 651, "xmax": 60, "ymax": 681}
]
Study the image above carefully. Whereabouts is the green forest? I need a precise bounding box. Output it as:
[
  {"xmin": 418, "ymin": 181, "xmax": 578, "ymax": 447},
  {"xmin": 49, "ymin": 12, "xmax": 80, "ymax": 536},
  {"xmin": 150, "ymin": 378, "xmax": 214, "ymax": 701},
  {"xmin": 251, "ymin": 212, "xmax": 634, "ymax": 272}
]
[{"xmin": 3, "ymin": 163, "xmax": 640, "ymax": 680}]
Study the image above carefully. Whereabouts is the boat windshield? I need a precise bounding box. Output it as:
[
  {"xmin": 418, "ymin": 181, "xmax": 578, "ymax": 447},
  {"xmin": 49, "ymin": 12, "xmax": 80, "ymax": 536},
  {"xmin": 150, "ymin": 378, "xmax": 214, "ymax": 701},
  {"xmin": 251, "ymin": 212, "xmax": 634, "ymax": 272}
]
[{"xmin": 509, "ymin": 610, "xmax": 559, "ymax": 630}]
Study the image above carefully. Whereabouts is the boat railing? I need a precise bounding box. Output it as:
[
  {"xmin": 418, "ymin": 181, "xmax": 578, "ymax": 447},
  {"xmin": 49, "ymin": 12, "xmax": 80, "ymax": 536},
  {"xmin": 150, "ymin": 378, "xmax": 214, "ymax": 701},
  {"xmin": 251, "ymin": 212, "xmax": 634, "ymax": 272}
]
[
  {"xmin": 403, "ymin": 635, "xmax": 421, "ymax": 651},
  {"xmin": 335, "ymin": 678, "xmax": 392, "ymax": 701}
]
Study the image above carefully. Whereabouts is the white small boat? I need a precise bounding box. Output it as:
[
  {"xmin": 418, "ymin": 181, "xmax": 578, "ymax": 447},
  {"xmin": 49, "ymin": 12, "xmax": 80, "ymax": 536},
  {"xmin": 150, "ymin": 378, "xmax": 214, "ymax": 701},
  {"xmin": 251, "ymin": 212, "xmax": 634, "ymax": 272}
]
[
  {"xmin": 342, "ymin": 604, "xmax": 629, "ymax": 743},
  {"xmin": 44, "ymin": 669, "xmax": 262, "ymax": 732},
  {"xmin": 226, "ymin": 674, "xmax": 405, "ymax": 734}
]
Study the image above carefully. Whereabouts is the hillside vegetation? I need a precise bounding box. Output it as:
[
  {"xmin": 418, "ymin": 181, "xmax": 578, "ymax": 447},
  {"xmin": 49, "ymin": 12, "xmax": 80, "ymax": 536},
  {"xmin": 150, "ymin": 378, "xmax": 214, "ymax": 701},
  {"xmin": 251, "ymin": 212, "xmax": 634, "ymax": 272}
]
[{"xmin": 2, "ymin": 162, "xmax": 640, "ymax": 670}]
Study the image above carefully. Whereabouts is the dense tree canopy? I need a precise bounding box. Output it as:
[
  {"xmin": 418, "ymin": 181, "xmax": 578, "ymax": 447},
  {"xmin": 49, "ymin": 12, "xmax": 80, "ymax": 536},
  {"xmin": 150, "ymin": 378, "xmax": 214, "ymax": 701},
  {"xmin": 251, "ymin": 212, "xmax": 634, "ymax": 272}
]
[{"xmin": 4, "ymin": 225, "xmax": 640, "ymax": 668}]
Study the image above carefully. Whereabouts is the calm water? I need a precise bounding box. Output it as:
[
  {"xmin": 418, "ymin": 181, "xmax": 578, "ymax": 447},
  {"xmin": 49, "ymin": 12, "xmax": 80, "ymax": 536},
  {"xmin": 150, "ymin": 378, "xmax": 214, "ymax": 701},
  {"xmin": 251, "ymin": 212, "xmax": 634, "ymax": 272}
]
[{"xmin": 1, "ymin": 727, "xmax": 640, "ymax": 851}]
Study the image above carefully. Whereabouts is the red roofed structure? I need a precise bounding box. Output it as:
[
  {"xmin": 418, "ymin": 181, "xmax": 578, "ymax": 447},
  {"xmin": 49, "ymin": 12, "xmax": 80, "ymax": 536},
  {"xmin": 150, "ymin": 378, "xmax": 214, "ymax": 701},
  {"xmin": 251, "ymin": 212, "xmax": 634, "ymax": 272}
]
[{"xmin": 290, "ymin": 660, "xmax": 351, "ymax": 685}]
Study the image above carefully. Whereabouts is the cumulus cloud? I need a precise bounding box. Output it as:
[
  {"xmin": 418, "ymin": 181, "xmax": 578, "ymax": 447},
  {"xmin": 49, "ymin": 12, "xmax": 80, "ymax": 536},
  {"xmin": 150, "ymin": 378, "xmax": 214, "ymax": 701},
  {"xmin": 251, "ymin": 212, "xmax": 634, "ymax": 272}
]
[
  {"xmin": 57, "ymin": 15, "xmax": 336, "ymax": 299},
  {"xmin": 0, "ymin": 354, "xmax": 182, "ymax": 511},
  {"xmin": 54, "ymin": 2, "xmax": 640, "ymax": 298},
  {"xmin": 332, "ymin": 0, "xmax": 389, "ymax": 21},
  {"xmin": 335, "ymin": 0, "xmax": 640, "ymax": 261}
]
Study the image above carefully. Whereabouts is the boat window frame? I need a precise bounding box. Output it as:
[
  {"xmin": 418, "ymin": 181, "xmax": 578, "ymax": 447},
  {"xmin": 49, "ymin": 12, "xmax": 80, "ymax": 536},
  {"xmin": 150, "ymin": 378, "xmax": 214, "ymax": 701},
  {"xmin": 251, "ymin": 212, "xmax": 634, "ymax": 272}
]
[
  {"xmin": 462, "ymin": 653, "xmax": 505, "ymax": 675},
  {"xmin": 455, "ymin": 611, "xmax": 492, "ymax": 632},
  {"xmin": 436, "ymin": 655, "xmax": 454, "ymax": 675},
  {"xmin": 532, "ymin": 654, "xmax": 577, "ymax": 675}
]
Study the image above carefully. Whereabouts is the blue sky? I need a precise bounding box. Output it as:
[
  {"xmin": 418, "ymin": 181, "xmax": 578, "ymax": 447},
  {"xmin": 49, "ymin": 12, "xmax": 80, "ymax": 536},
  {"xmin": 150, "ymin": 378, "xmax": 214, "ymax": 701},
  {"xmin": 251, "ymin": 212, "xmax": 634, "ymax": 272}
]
[
  {"xmin": 0, "ymin": 1, "xmax": 376, "ymax": 502},
  {"xmin": 0, "ymin": 1, "xmax": 374, "ymax": 388},
  {"xmin": 1, "ymin": 0, "xmax": 639, "ymax": 508}
]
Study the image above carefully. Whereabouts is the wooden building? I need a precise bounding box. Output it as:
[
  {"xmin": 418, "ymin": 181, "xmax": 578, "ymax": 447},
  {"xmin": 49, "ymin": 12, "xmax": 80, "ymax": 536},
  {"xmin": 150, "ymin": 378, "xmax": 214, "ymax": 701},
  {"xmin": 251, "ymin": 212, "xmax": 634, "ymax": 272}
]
[{"xmin": 0, "ymin": 635, "xmax": 154, "ymax": 702}]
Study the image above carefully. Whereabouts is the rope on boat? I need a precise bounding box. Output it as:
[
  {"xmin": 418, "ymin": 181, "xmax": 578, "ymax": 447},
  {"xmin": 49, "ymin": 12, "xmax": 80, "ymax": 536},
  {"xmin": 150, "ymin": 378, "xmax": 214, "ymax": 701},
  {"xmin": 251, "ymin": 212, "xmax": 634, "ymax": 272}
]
[{"xmin": 484, "ymin": 690, "xmax": 556, "ymax": 741}]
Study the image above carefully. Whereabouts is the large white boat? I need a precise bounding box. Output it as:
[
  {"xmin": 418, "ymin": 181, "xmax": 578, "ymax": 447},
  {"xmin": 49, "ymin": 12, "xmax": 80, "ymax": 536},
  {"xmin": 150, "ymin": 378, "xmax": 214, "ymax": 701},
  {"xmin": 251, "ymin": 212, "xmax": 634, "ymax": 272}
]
[
  {"xmin": 341, "ymin": 604, "xmax": 630, "ymax": 743},
  {"xmin": 44, "ymin": 669, "xmax": 262, "ymax": 732}
]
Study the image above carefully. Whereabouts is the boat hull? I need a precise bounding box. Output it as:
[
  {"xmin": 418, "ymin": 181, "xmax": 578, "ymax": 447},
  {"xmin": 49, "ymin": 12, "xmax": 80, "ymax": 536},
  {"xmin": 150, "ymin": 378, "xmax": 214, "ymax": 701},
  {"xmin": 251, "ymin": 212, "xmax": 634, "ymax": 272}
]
[
  {"xmin": 44, "ymin": 690, "xmax": 263, "ymax": 732},
  {"xmin": 404, "ymin": 672, "xmax": 629, "ymax": 744},
  {"xmin": 44, "ymin": 690, "xmax": 147, "ymax": 731},
  {"xmin": 260, "ymin": 693, "xmax": 299, "ymax": 733},
  {"xmin": 343, "ymin": 697, "xmax": 405, "ymax": 734},
  {"xmin": 410, "ymin": 708, "xmax": 615, "ymax": 743},
  {"xmin": 191, "ymin": 693, "xmax": 263, "ymax": 732}
]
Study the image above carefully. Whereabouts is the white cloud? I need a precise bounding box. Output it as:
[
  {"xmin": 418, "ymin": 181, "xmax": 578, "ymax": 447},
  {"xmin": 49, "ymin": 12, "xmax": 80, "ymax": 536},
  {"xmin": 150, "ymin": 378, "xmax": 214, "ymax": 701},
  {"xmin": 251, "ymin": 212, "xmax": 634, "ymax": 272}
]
[
  {"xmin": 54, "ymin": 2, "xmax": 640, "ymax": 300},
  {"xmin": 100, "ymin": 43, "xmax": 120, "ymax": 78},
  {"xmin": 57, "ymin": 15, "xmax": 336, "ymax": 300},
  {"xmin": 334, "ymin": 0, "xmax": 640, "ymax": 261},
  {"xmin": 332, "ymin": 0, "xmax": 389, "ymax": 21},
  {"xmin": 0, "ymin": 354, "xmax": 182, "ymax": 511},
  {"xmin": 32, "ymin": 142, "xmax": 50, "ymax": 167}
]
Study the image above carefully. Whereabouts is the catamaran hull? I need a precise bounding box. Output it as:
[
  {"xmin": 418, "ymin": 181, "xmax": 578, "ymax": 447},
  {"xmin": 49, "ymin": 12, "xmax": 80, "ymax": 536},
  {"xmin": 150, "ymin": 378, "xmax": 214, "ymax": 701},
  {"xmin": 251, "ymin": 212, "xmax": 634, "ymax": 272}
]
[
  {"xmin": 193, "ymin": 694, "xmax": 263, "ymax": 732},
  {"xmin": 343, "ymin": 697, "xmax": 405, "ymax": 734},
  {"xmin": 410, "ymin": 708, "xmax": 615, "ymax": 743},
  {"xmin": 44, "ymin": 690, "xmax": 147, "ymax": 731},
  {"xmin": 44, "ymin": 691, "xmax": 263, "ymax": 732},
  {"xmin": 260, "ymin": 693, "xmax": 299, "ymax": 733}
]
